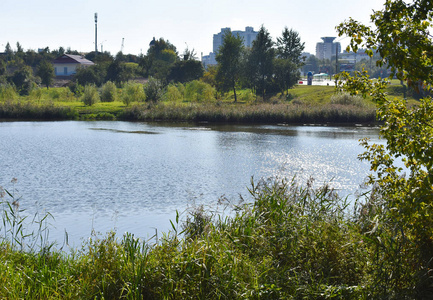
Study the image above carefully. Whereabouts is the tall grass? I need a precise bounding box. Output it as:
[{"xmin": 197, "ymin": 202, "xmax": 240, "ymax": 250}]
[
  {"xmin": 0, "ymin": 100, "xmax": 77, "ymax": 120},
  {"xmin": 1, "ymin": 176, "xmax": 429, "ymax": 298},
  {"xmin": 120, "ymin": 101, "xmax": 377, "ymax": 124}
]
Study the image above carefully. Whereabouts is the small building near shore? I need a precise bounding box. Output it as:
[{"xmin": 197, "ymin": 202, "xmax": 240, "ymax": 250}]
[{"xmin": 52, "ymin": 54, "xmax": 94, "ymax": 77}]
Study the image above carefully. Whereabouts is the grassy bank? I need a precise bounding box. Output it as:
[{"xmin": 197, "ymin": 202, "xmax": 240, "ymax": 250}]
[
  {"xmin": 0, "ymin": 84, "xmax": 381, "ymax": 124},
  {"xmin": 0, "ymin": 178, "xmax": 430, "ymax": 299}
]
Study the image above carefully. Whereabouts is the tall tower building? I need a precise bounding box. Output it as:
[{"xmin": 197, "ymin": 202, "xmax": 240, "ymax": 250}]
[{"xmin": 316, "ymin": 37, "xmax": 341, "ymax": 60}]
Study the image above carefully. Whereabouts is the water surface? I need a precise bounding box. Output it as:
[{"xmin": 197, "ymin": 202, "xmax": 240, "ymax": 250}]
[{"xmin": 0, "ymin": 121, "xmax": 379, "ymax": 247}]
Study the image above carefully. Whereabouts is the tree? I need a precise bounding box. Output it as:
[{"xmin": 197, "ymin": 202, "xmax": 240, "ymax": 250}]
[
  {"xmin": 273, "ymin": 58, "xmax": 299, "ymax": 95},
  {"xmin": 106, "ymin": 59, "xmax": 131, "ymax": 86},
  {"xmin": 248, "ymin": 25, "xmax": 275, "ymax": 101},
  {"xmin": 276, "ymin": 27, "xmax": 305, "ymax": 65},
  {"xmin": 215, "ymin": 31, "xmax": 244, "ymax": 102},
  {"xmin": 36, "ymin": 60, "xmax": 55, "ymax": 89},
  {"xmin": 167, "ymin": 60, "xmax": 204, "ymax": 83},
  {"xmin": 81, "ymin": 84, "xmax": 100, "ymax": 106},
  {"xmin": 9, "ymin": 65, "xmax": 34, "ymax": 95},
  {"xmin": 144, "ymin": 77, "xmax": 164, "ymax": 102},
  {"xmin": 336, "ymin": 0, "xmax": 433, "ymax": 296},
  {"xmin": 274, "ymin": 28, "xmax": 305, "ymax": 94},
  {"xmin": 140, "ymin": 38, "xmax": 178, "ymax": 82},
  {"xmin": 4, "ymin": 42, "xmax": 13, "ymax": 61}
]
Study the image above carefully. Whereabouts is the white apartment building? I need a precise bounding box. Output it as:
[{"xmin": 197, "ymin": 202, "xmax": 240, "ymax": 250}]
[{"xmin": 202, "ymin": 26, "xmax": 258, "ymax": 68}]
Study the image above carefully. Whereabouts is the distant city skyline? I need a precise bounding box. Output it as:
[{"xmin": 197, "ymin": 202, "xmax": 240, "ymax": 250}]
[{"xmin": 1, "ymin": 0, "xmax": 384, "ymax": 57}]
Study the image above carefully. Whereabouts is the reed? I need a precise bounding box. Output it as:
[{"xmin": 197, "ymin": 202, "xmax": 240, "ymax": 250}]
[
  {"xmin": 0, "ymin": 100, "xmax": 76, "ymax": 120},
  {"xmin": 2, "ymin": 176, "xmax": 428, "ymax": 299},
  {"xmin": 120, "ymin": 101, "xmax": 377, "ymax": 124}
]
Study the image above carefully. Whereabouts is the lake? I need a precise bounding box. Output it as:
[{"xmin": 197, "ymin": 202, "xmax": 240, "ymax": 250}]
[{"xmin": 0, "ymin": 121, "xmax": 379, "ymax": 248}]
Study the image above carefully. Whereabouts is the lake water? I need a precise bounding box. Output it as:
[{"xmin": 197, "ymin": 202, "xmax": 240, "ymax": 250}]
[{"xmin": 0, "ymin": 121, "xmax": 379, "ymax": 248}]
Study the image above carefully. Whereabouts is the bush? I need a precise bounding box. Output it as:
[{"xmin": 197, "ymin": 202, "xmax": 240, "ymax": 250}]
[
  {"xmin": 164, "ymin": 83, "xmax": 183, "ymax": 102},
  {"xmin": 100, "ymin": 81, "xmax": 117, "ymax": 102},
  {"xmin": 81, "ymin": 84, "xmax": 100, "ymax": 106},
  {"xmin": 144, "ymin": 77, "xmax": 164, "ymax": 102},
  {"xmin": 185, "ymin": 80, "xmax": 215, "ymax": 102},
  {"xmin": 122, "ymin": 82, "xmax": 145, "ymax": 106},
  {"xmin": 331, "ymin": 92, "xmax": 366, "ymax": 107},
  {"xmin": 0, "ymin": 84, "xmax": 17, "ymax": 101}
]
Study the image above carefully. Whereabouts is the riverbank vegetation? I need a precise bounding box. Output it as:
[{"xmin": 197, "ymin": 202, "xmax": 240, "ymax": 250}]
[
  {"xmin": 1, "ymin": 0, "xmax": 433, "ymax": 298},
  {"xmin": 1, "ymin": 82, "xmax": 411, "ymax": 123},
  {"xmin": 1, "ymin": 176, "xmax": 429, "ymax": 299}
]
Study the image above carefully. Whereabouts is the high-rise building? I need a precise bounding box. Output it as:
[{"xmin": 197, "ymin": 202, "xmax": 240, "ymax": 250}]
[
  {"xmin": 202, "ymin": 26, "xmax": 258, "ymax": 68},
  {"xmin": 315, "ymin": 37, "xmax": 341, "ymax": 60}
]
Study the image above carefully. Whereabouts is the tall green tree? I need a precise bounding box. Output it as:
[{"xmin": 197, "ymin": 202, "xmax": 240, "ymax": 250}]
[
  {"xmin": 9, "ymin": 65, "xmax": 34, "ymax": 95},
  {"xmin": 36, "ymin": 60, "xmax": 55, "ymax": 89},
  {"xmin": 336, "ymin": 0, "xmax": 433, "ymax": 297},
  {"xmin": 4, "ymin": 42, "xmax": 13, "ymax": 61},
  {"xmin": 248, "ymin": 25, "xmax": 275, "ymax": 101},
  {"xmin": 140, "ymin": 38, "xmax": 178, "ymax": 82},
  {"xmin": 274, "ymin": 27, "xmax": 305, "ymax": 94},
  {"xmin": 215, "ymin": 31, "xmax": 244, "ymax": 102},
  {"xmin": 168, "ymin": 60, "xmax": 204, "ymax": 83},
  {"xmin": 273, "ymin": 58, "xmax": 299, "ymax": 95},
  {"xmin": 276, "ymin": 27, "xmax": 305, "ymax": 64}
]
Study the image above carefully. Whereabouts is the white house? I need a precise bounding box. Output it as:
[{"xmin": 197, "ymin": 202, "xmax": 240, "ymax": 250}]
[{"xmin": 52, "ymin": 54, "xmax": 94, "ymax": 77}]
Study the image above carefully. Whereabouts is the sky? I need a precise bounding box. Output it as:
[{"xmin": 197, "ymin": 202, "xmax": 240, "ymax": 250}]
[{"xmin": 1, "ymin": 0, "xmax": 385, "ymax": 58}]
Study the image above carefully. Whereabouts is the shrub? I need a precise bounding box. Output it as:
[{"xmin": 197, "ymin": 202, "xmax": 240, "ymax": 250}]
[
  {"xmin": 100, "ymin": 81, "xmax": 117, "ymax": 102},
  {"xmin": 164, "ymin": 83, "xmax": 183, "ymax": 102},
  {"xmin": 122, "ymin": 82, "xmax": 145, "ymax": 106},
  {"xmin": 185, "ymin": 80, "xmax": 215, "ymax": 102},
  {"xmin": 144, "ymin": 77, "xmax": 163, "ymax": 102},
  {"xmin": 0, "ymin": 84, "xmax": 17, "ymax": 101},
  {"xmin": 81, "ymin": 84, "xmax": 100, "ymax": 106},
  {"xmin": 331, "ymin": 92, "xmax": 366, "ymax": 107}
]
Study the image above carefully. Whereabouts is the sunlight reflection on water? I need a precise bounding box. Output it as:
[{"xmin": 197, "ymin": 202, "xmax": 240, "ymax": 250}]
[{"xmin": 0, "ymin": 121, "xmax": 380, "ymax": 248}]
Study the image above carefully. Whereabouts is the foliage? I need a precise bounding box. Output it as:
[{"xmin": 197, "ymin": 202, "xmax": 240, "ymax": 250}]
[
  {"xmin": 247, "ymin": 25, "xmax": 276, "ymax": 101},
  {"xmin": 99, "ymin": 81, "xmax": 117, "ymax": 102},
  {"xmin": 0, "ymin": 84, "xmax": 17, "ymax": 101},
  {"xmin": 36, "ymin": 60, "xmax": 55, "ymax": 89},
  {"xmin": 74, "ymin": 65, "xmax": 102, "ymax": 87},
  {"xmin": 336, "ymin": 0, "xmax": 433, "ymax": 297},
  {"xmin": 140, "ymin": 38, "xmax": 178, "ymax": 82},
  {"xmin": 215, "ymin": 31, "xmax": 244, "ymax": 102},
  {"xmin": 201, "ymin": 65, "xmax": 217, "ymax": 87},
  {"xmin": 274, "ymin": 28, "xmax": 305, "ymax": 94},
  {"xmin": 81, "ymin": 84, "xmax": 100, "ymax": 106},
  {"xmin": 168, "ymin": 59, "xmax": 204, "ymax": 83},
  {"xmin": 144, "ymin": 77, "xmax": 164, "ymax": 102},
  {"xmin": 0, "ymin": 177, "xmax": 397, "ymax": 299},
  {"xmin": 330, "ymin": 92, "xmax": 367, "ymax": 107},
  {"xmin": 273, "ymin": 58, "xmax": 299, "ymax": 95},
  {"xmin": 184, "ymin": 80, "xmax": 216, "ymax": 102},
  {"xmin": 105, "ymin": 60, "xmax": 132, "ymax": 86},
  {"xmin": 276, "ymin": 27, "xmax": 305, "ymax": 65},
  {"xmin": 164, "ymin": 83, "xmax": 184, "ymax": 102},
  {"xmin": 122, "ymin": 82, "xmax": 145, "ymax": 106},
  {"xmin": 9, "ymin": 65, "xmax": 36, "ymax": 96}
]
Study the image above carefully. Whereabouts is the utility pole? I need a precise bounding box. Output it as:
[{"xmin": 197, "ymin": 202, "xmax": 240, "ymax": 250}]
[
  {"xmin": 335, "ymin": 45, "xmax": 338, "ymax": 74},
  {"xmin": 94, "ymin": 13, "xmax": 98, "ymax": 55}
]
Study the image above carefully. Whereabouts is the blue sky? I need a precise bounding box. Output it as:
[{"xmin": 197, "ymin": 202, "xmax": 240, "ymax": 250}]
[{"xmin": 1, "ymin": 0, "xmax": 384, "ymax": 57}]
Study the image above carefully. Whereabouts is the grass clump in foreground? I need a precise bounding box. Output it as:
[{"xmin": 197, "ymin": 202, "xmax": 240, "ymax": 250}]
[{"xmin": 1, "ymin": 177, "xmax": 431, "ymax": 299}]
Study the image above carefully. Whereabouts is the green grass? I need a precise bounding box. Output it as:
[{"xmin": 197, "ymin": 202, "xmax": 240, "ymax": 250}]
[{"xmin": 0, "ymin": 82, "xmax": 416, "ymax": 123}]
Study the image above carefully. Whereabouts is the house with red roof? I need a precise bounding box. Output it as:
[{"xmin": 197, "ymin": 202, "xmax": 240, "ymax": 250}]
[{"xmin": 52, "ymin": 54, "xmax": 94, "ymax": 77}]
